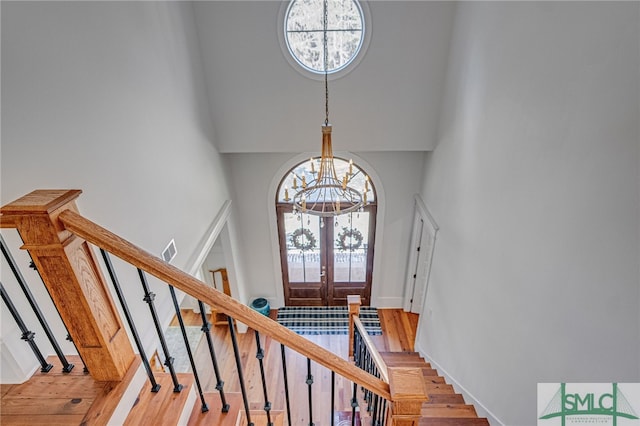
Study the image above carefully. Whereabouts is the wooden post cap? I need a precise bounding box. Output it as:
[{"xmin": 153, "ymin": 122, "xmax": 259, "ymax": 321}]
[{"xmin": 1, "ymin": 189, "xmax": 82, "ymax": 214}]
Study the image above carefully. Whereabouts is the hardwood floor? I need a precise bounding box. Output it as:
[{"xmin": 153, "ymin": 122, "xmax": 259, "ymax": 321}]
[
  {"xmin": 179, "ymin": 308, "xmax": 418, "ymax": 425},
  {"xmin": 0, "ymin": 308, "xmax": 418, "ymax": 425}
]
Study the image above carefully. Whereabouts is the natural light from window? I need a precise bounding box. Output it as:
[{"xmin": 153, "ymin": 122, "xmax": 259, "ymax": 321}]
[{"xmin": 284, "ymin": 0, "xmax": 365, "ymax": 74}]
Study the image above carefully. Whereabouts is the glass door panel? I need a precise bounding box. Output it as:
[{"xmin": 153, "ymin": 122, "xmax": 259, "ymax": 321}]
[
  {"xmin": 284, "ymin": 212, "xmax": 321, "ymax": 283},
  {"xmin": 277, "ymin": 205, "xmax": 328, "ymax": 306},
  {"xmin": 332, "ymin": 212, "xmax": 369, "ymax": 283}
]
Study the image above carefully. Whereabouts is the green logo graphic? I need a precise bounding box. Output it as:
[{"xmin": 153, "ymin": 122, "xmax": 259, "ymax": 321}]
[{"xmin": 539, "ymin": 383, "xmax": 639, "ymax": 425}]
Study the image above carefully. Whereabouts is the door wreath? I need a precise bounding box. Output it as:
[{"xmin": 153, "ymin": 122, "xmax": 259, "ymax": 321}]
[
  {"xmin": 290, "ymin": 228, "xmax": 317, "ymax": 251},
  {"xmin": 336, "ymin": 227, "xmax": 363, "ymax": 251}
]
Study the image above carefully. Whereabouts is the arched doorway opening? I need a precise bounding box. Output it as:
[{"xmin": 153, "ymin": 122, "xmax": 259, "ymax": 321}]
[{"xmin": 275, "ymin": 157, "xmax": 377, "ymax": 306}]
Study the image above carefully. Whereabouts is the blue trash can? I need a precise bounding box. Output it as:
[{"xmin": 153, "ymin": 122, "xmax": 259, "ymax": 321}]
[{"xmin": 250, "ymin": 297, "xmax": 270, "ymax": 316}]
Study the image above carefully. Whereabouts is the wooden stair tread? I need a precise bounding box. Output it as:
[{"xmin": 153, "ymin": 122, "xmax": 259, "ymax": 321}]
[
  {"xmin": 379, "ymin": 351, "xmax": 422, "ymax": 359},
  {"xmin": 188, "ymin": 392, "xmax": 244, "ymax": 426},
  {"xmin": 421, "ymin": 368, "xmax": 440, "ymax": 376},
  {"xmin": 423, "ymin": 376, "xmax": 446, "ymax": 384},
  {"xmin": 424, "ymin": 383, "xmax": 455, "ymax": 394},
  {"xmin": 421, "ymin": 404, "xmax": 478, "ymax": 417},
  {"xmin": 419, "ymin": 418, "xmax": 490, "ymax": 425},
  {"xmin": 425, "ymin": 394, "xmax": 465, "ymax": 404},
  {"xmin": 125, "ymin": 373, "xmax": 195, "ymax": 426},
  {"xmin": 236, "ymin": 408, "xmax": 285, "ymax": 426},
  {"xmin": 379, "ymin": 352, "xmax": 432, "ymax": 369},
  {"xmin": 1, "ymin": 355, "xmax": 142, "ymax": 426}
]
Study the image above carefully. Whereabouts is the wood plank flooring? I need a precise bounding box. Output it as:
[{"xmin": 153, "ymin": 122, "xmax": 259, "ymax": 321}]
[
  {"xmin": 0, "ymin": 308, "xmax": 418, "ymax": 425},
  {"xmin": 1, "ymin": 356, "xmax": 105, "ymax": 425},
  {"xmin": 179, "ymin": 308, "xmax": 417, "ymax": 426}
]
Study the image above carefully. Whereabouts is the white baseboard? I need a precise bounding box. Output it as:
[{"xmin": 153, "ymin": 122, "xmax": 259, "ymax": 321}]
[{"xmin": 414, "ymin": 340, "xmax": 504, "ymax": 426}]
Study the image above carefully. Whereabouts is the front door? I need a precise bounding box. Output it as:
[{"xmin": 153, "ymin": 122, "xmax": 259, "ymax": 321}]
[{"xmin": 277, "ymin": 205, "xmax": 375, "ymax": 306}]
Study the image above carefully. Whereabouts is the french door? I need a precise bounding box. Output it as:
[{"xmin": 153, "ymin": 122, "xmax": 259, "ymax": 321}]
[{"xmin": 277, "ymin": 204, "xmax": 376, "ymax": 306}]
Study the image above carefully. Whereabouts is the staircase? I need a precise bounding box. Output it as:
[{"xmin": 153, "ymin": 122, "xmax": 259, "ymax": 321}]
[
  {"xmin": 1, "ymin": 190, "xmax": 491, "ymax": 426},
  {"xmin": 378, "ymin": 352, "xmax": 489, "ymax": 426}
]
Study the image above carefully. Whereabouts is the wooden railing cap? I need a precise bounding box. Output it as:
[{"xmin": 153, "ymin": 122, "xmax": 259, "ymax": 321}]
[{"xmin": 0, "ymin": 189, "xmax": 82, "ymax": 215}]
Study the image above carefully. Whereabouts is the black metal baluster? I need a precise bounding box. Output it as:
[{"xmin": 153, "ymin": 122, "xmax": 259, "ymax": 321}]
[
  {"xmin": 65, "ymin": 333, "xmax": 89, "ymax": 373},
  {"xmin": 380, "ymin": 399, "xmax": 387, "ymax": 426},
  {"xmin": 0, "ymin": 235, "xmax": 73, "ymax": 372},
  {"xmin": 138, "ymin": 269, "xmax": 182, "ymax": 392},
  {"xmin": 361, "ymin": 349, "xmax": 368, "ymax": 406},
  {"xmin": 351, "ymin": 381, "xmax": 358, "ymax": 426},
  {"xmin": 377, "ymin": 397, "xmax": 387, "ymax": 426},
  {"xmin": 254, "ymin": 331, "xmax": 273, "ymax": 426},
  {"xmin": 169, "ymin": 286, "xmax": 208, "ymax": 412},
  {"xmin": 228, "ymin": 316, "xmax": 253, "ymax": 426},
  {"xmin": 365, "ymin": 351, "xmax": 372, "ymax": 411},
  {"xmin": 371, "ymin": 394, "xmax": 379, "ymax": 425},
  {"xmin": 280, "ymin": 344, "xmax": 293, "ymax": 426},
  {"xmin": 353, "ymin": 327, "xmax": 361, "ymax": 366},
  {"xmin": 198, "ymin": 300, "xmax": 229, "ymax": 412},
  {"xmin": 101, "ymin": 250, "xmax": 160, "ymax": 392},
  {"xmin": 330, "ymin": 370, "xmax": 335, "ymax": 426},
  {"xmin": 0, "ymin": 282, "xmax": 52, "ymax": 372},
  {"xmin": 307, "ymin": 357, "xmax": 314, "ymax": 426}
]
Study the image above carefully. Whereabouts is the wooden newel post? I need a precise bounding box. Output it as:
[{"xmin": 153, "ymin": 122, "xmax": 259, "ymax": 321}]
[
  {"xmin": 347, "ymin": 294, "xmax": 361, "ymax": 357},
  {"xmin": 0, "ymin": 190, "xmax": 135, "ymax": 381},
  {"xmin": 387, "ymin": 367, "xmax": 428, "ymax": 426}
]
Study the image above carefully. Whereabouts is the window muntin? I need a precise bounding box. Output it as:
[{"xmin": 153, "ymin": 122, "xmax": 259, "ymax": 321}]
[{"xmin": 284, "ymin": 0, "xmax": 365, "ymax": 74}]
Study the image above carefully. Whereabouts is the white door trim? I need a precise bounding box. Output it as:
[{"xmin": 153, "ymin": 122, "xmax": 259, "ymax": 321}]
[{"xmin": 403, "ymin": 194, "xmax": 438, "ymax": 313}]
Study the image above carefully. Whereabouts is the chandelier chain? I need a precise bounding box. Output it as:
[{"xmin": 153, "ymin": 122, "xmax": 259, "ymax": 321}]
[{"xmin": 324, "ymin": 0, "xmax": 329, "ymax": 126}]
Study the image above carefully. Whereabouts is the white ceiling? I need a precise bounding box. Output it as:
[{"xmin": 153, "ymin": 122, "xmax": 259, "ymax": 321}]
[{"xmin": 193, "ymin": 1, "xmax": 456, "ymax": 153}]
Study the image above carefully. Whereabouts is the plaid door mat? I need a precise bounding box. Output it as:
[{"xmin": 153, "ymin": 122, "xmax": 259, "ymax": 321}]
[{"xmin": 276, "ymin": 306, "xmax": 382, "ymax": 335}]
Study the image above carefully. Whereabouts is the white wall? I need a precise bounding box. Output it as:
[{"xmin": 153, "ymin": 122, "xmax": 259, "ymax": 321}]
[
  {"xmin": 1, "ymin": 2, "xmax": 234, "ymax": 381},
  {"xmin": 193, "ymin": 1, "xmax": 455, "ymax": 153},
  {"xmin": 224, "ymin": 151, "xmax": 425, "ymax": 308},
  {"xmin": 417, "ymin": 2, "xmax": 640, "ymax": 425}
]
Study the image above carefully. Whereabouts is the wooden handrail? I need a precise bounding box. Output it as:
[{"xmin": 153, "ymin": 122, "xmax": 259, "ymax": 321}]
[
  {"xmin": 353, "ymin": 316, "xmax": 389, "ymax": 383},
  {"xmin": 58, "ymin": 209, "xmax": 392, "ymax": 400}
]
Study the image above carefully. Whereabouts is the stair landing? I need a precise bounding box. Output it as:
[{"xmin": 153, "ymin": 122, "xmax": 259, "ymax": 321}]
[{"xmin": 0, "ymin": 355, "xmax": 141, "ymax": 425}]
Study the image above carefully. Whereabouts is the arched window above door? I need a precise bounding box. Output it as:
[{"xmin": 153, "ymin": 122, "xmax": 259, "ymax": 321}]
[{"xmin": 276, "ymin": 156, "xmax": 376, "ymax": 205}]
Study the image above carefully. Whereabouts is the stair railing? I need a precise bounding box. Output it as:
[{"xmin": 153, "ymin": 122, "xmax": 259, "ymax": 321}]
[
  {"xmin": 350, "ymin": 302, "xmax": 428, "ymax": 426},
  {"xmin": 0, "ymin": 231, "xmax": 78, "ymax": 373},
  {"xmin": 1, "ymin": 189, "xmax": 428, "ymax": 425}
]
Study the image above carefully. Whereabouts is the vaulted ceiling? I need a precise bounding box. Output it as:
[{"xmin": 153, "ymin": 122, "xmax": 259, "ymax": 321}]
[{"xmin": 192, "ymin": 1, "xmax": 456, "ymax": 153}]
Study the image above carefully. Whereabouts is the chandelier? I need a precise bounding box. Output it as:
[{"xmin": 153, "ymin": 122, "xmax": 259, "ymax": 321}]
[{"xmin": 289, "ymin": 0, "xmax": 367, "ymax": 217}]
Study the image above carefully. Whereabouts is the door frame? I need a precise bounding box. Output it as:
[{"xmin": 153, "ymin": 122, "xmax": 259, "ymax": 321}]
[
  {"xmin": 267, "ymin": 153, "xmax": 386, "ymax": 308},
  {"xmin": 277, "ymin": 204, "xmax": 376, "ymax": 306},
  {"xmin": 403, "ymin": 195, "xmax": 438, "ymax": 313}
]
